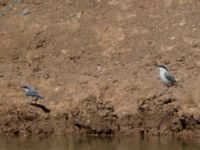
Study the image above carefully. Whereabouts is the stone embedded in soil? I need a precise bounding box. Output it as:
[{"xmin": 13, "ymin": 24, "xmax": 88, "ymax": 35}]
[
  {"xmin": 12, "ymin": 0, "xmax": 23, "ymax": 4},
  {"xmin": 20, "ymin": 8, "xmax": 30, "ymax": 15}
]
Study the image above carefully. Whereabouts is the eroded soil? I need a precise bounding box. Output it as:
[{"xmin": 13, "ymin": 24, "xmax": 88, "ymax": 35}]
[{"xmin": 0, "ymin": 0, "xmax": 200, "ymax": 137}]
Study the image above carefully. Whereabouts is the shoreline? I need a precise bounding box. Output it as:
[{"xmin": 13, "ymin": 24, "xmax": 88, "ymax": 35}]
[{"xmin": 0, "ymin": 93, "xmax": 199, "ymax": 139}]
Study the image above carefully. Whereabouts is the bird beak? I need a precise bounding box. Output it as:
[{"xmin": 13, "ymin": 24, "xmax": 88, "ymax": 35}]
[{"xmin": 20, "ymin": 86, "xmax": 26, "ymax": 88}]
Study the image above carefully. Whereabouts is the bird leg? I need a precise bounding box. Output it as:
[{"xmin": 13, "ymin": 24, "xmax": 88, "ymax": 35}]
[
  {"xmin": 31, "ymin": 97, "xmax": 38, "ymax": 104},
  {"xmin": 28, "ymin": 97, "xmax": 33, "ymax": 104}
]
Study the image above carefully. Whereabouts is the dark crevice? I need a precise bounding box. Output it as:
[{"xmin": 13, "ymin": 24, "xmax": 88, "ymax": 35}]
[{"xmin": 180, "ymin": 118, "xmax": 187, "ymax": 129}]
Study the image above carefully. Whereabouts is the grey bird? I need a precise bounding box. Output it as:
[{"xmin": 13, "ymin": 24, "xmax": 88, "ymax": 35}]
[
  {"xmin": 21, "ymin": 85, "xmax": 44, "ymax": 103},
  {"xmin": 156, "ymin": 64, "xmax": 177, "ymax": 88}
]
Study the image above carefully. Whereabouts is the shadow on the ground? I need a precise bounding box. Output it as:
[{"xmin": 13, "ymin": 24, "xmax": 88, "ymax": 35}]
[{"xmin": 31, "ymin": 103, "xmax": 51, "ymax": 113}]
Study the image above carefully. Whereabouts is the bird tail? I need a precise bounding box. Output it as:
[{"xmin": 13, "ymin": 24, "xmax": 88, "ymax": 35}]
[
  {"xmin": 36, "ymin": 95, "xmax": 44, "ymax": 99},
  {"xmin": 174, "ymin": 82, "xmax": 183, "ymax": 88}
]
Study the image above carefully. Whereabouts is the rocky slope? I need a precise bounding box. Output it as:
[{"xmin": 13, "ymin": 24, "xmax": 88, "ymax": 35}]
[{"xmin": 0, "ymin": 0, "xmax": 200, "ymax": 137}]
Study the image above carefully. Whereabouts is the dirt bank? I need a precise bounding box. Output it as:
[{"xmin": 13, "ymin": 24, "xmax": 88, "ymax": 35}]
[{"xmin": 0, "ymin": 0, "xmax": 200, "ymax": 137}]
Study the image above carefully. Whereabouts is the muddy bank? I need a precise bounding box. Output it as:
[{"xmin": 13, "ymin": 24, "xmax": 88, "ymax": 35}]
[
  {"xmin": 0, "ymin": 0, "xmax": 200, "ymax": 137},
  {"xmin": 0, "ymin": 84, "xmax": 199, "ymax": 138}
]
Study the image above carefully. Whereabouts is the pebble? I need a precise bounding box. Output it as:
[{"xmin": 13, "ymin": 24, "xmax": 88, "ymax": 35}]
[
  {"xmin": 20, "ymin": 8, "xmax": 30, "ymax": 15},
  {"xmin": 0, "ymin": 12, "xmax": 5, "ymax": 17},
  {"xmin": 0, "ymin": 0, "xmax": 23, "ymax": 17},
  {"xmin": 12, "ymin": 0, "xmax": 23, "ymax": 4},
  {"xmin": 4, "ymin": 4, "xmax": 13, "ymax": 12}
]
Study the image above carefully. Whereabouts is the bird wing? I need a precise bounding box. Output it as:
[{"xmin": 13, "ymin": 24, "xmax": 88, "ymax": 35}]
[
  {"xmin": 31, "ymin": 90, "xmax": 39, "ymax": 96},
  {"xmin": 30, "ymin": 90, "xmax": 44, "ymax": 99},
  {"xmin": 26, "ymin": 90, "xmax": 38, "ymax": 96},
  {"xmin": 164, "ymin": 72, "xmax": 177, "ymax": 84}
]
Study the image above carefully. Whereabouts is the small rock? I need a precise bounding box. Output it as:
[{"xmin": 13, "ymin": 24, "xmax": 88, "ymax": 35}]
[
  {"xmin": 4, "ymin": 4, "xmax": 13, "ymax": 12},
  {"xmin": 12, "ymin": 0, "xmax": 23, "ymax": 4},
  {"xmin": 176, "ymin": 57, "xmax": 184, "ymax": 62},
  {"xmin": 43, "ymin": 73, "xmax": 50, "ymax": 79},
  {"xmin": 0, "ymin": 12, "xmax": 5, "ymax": 17},
  {"xmin": 192, "ymin": 44, "xmax": 198, "ymax": 48},
  {"xmin": 20, "ymin": 8, "xmax": 30, "ymax": 15}
]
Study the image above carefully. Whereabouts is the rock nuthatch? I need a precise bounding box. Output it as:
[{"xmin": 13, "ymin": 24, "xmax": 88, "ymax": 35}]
[
  {"xmin": 156, "ymin": 64, "xmax": 177, "ymax": 88},
  {"xmin": 21, "ymin": 85, "xmax": 44, "ymax": 103}
]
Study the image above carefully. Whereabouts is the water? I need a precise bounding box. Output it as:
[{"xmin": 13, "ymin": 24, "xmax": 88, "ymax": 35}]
[{"xmin": 0, "ymin": 136, "xmax": 199, "ymax": 150}]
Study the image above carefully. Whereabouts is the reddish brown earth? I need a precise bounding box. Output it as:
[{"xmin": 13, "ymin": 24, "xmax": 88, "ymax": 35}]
[{"xmin": 0, "ymin": 0, "xmax": 200, "ymax": 138}]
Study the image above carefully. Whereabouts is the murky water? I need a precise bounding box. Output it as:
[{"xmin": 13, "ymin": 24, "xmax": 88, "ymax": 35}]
[{"xmin": 0, "ymin": 136, "xmax": 200, "ymax": 150}]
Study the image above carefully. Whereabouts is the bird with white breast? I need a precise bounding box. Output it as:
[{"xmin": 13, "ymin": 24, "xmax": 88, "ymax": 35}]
[{"xmin": 156, "ymin": 64, "xmax": 178, "ymax": 88}]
